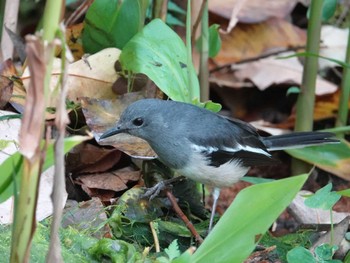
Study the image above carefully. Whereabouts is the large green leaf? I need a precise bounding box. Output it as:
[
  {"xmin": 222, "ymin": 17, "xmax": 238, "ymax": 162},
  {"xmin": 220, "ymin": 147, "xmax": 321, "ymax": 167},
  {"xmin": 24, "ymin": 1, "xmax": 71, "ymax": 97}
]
[
  {"xmin": 82, "ymin": 0, "xmax": 148, "ymax": 53},
  {"xmin": 0, "ymin": 135, "xmax": 89, "ymax": 203},
  {"xmin": 191, "ymin": 174, "xmax": 308, "ymax": 263},
  {"xmin": 286, "ymin": 139, "xmax": 350, "ymax": 180},
  {"xmin": 119, "ymin": 19, "xmax": 200, "ymax": 103}
]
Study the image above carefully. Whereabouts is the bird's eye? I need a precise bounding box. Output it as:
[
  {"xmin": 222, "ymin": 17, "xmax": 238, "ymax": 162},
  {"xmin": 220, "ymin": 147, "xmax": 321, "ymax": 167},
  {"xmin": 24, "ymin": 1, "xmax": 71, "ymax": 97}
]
[{"xmin": 132, "ymin": 117, "xmax": 144, "ymax": 126}]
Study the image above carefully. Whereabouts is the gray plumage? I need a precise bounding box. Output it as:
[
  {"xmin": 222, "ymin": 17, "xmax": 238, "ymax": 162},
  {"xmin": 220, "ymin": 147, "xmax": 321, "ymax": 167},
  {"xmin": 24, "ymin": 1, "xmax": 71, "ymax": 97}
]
[{"xmin": 100, "ymin": 99, "xmax": 337, "ymax": 188}]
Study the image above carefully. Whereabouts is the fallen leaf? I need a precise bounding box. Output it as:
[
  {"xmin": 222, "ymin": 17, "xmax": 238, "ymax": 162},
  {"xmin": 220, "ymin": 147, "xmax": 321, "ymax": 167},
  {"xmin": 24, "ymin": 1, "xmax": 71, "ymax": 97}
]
[
  {"xmin": 209, "ymin": 0, "xmax": 303, "ymax": 29},
  {"xmin": 66, "ymin": 142, "xmax": 122, "ymax": 175},
  {"xmin": 0, "ymin": 76, "xmax": 13, "ymax": 109},
  {"xmin": 0, "ymin": 59, "xmax": 26, "ymax": 115},
  {"xmin": 21, "ymin": 48, "xmax": 121, "ymax": 109},
  {"xmin": 319, "ymin": 25, "xmax": 349, "ymax": 70},
  {"xmin": 233, "ymin": 52, "xmax": 337, "ymax": 95},
  {"xmin": 62, "ymin": 199, "xmax": 111, "ymax": 239},
  {"xmin": 81, "ymin": 94, "xmax": 156, "ymax": 159},
  {"xmin": 213, "ymin": 18, "xmax": 306, "ymax": 66},
  {"xmin": 76, "ymin": 167, "xmax": 140, "ymax": 194},
  {"xmin": 65, "ymin": 23, "xmax": 85, "ymax": 61}
]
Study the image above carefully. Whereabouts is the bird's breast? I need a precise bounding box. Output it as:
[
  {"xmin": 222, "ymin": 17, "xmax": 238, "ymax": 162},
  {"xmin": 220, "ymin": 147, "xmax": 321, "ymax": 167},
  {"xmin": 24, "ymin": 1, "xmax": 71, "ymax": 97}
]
[{"xmin": 176, "ymin": 151, "xmax": 250, "ymax": 188}]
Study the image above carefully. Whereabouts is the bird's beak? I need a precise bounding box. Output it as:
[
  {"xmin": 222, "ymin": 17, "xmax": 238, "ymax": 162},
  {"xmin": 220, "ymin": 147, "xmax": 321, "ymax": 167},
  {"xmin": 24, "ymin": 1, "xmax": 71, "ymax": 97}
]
[{"xmin": 99, "ymin": 125, "xmax": 124, "ymax": 140}]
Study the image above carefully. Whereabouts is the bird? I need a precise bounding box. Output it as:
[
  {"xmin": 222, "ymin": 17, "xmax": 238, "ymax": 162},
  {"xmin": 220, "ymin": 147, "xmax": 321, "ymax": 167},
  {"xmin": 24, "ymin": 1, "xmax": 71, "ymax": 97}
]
[{"xmin": 99, "ymin": 98, "xmax": 338, "ymax": 232}]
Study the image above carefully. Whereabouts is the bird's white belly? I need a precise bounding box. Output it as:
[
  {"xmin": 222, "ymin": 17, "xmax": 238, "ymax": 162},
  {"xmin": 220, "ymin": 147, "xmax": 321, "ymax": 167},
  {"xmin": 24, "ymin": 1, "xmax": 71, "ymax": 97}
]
[{"xmin": 176, "ymin": 152, "xmax": 249, "ymax": 188}]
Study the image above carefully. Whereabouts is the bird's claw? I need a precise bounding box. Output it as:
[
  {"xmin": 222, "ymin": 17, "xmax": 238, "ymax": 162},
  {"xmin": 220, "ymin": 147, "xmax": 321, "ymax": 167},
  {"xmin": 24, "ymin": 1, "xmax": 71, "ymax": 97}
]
[{"xmin": 141, "ymin": 181, "xmax": 167, "ymax": 200}]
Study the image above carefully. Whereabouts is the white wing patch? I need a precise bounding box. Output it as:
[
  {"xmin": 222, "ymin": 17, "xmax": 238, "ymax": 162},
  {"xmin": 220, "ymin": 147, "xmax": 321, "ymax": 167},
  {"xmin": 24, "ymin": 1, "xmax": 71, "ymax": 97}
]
[{"xmin": 191, "ymin": 142, "xmax": 271, "ymax": 157}]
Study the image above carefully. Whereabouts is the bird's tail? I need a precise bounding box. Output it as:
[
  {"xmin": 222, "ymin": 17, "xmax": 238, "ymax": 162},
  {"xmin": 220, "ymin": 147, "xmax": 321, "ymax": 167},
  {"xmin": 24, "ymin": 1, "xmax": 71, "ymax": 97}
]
[{"xmin": 262, "ymin": 132, "xmax": 339, "ymax": 151}]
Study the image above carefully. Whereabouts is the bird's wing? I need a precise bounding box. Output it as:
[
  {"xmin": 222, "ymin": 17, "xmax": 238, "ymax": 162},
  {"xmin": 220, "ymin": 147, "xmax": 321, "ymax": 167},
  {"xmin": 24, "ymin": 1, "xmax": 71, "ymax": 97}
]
[
  {"xmin": 189, "ymin": 140, "xmax": 278, "ymax": 167},
  {"xmin": 188, "ymin": 116, "xmax": 278, "ymax": 167}
]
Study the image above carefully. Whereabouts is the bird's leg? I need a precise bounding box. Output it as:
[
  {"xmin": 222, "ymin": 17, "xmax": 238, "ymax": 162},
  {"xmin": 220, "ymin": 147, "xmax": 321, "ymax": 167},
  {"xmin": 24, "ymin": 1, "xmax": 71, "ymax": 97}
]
[
  {"xmin": 142, "ymin": 175, "xmax": 186, "ymax": 200},
  {"xmin": 208, "ymin": 187, "xmax": 221, "ymax": 232}
]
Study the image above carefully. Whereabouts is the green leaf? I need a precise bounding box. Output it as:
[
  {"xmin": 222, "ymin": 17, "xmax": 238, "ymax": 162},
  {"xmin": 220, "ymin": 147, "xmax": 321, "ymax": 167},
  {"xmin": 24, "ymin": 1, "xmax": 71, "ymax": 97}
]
[
  {"xmin": 0, "ymin": 136, "xmax": 89, "ymax": 203},
  {"xmin": 322, "ymin": 0, "xmax": 337, "ymax": 21},
  {"xmin": 286, "ymin": 86, "xmax": 300, "ymax": 96},
  {"xmin": 120, "ymin": 19, "xmax": 200, "ymax": 103},
  {"xmin": 208, "ymin": 24, "xmax": 221, "ymax": 58},
  {"xmin": 304, "ymin": 183, "xmax": 341, "ymax": 210},
  {"xmin": 164, "ymin": 239, "xmax": 181, "ymax": 260},
  {"xmin": 241, "ymin": 176, "xmax": 275, "ymax": 184},
  {"xmin": 196, "ymin": 24, "xmax": 222, "ymax": 58},
  {"xmin": 168, "ymin": 1, "xmax": 186, "ymax": 15},
  {"xmin": 193, "ymin": 99, "xmax": 222, "ymax": 113},
  {"xmin": 315, "ymin": 243, "xmax": 338, "ymax": 261},
  {"xmin": 286, "ymin": 139, "xmax": 350, "ymax": 180},
  {"xmin": 82, "ymin": 0, "xmax": 148, "ymax": 53},
  {"xmin": 191, "ymin": 174, "xmax": 308, "ymax": 263},
  {"xmin": 287, "ymin": 247, "xmax": 316, "ymax": 263},
  {"xmin": 337, "ymin": 188, "xmax": 350, "ymax": 197}
]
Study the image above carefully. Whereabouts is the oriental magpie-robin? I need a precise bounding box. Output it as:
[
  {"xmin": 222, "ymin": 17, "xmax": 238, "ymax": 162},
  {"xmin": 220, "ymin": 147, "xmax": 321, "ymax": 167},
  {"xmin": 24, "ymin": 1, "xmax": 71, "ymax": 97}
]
[{"xmin": 100, "ymin": 99, "xmax": 338, "ymax": 231}]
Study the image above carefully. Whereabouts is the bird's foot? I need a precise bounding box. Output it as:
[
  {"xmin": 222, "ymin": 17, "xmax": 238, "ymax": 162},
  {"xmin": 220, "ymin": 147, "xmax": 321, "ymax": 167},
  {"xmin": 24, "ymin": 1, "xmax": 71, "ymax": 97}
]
[
  {"xmin": 142, "ymin": 181, "xmax": 167, "ymax": 200},
  {"xmin": 141, "ymin": 176, "xmax": 186, "ymax": 200}
]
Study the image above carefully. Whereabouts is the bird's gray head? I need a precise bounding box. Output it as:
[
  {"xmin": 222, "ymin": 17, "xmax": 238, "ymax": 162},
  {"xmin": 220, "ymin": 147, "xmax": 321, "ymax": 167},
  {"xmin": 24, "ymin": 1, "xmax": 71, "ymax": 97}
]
[{"xmin": 100, "ymin": 99, "xmax": 169, "ymax": 142}]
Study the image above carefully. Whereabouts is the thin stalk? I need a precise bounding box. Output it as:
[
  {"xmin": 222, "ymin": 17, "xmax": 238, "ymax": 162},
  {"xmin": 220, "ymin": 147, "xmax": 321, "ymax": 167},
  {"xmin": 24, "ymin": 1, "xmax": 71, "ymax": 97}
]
[
  {"xmin": 10, "ymin": 159, "xmax": 41, "ymax": 263},
  {"xmin": 186, "ymin": 0, "xmax": 194, "ymax": 101},
  {"xmin": 152, "ymin": 0, "xmax": 167, "ymax": 21},
  {"xmin": 0, "ymin": 0, "xmax": 6, "ymax": 45},
  {"xmin": 292, "ymin": 0, "xmax": 324, "ymax": 175},
  {"xmin": 10, "ymin": 0, "xmax": 63, "ymax": 262},
  {"xmin": 335, "ymin": 24, "xmax": 350, "ymax": 135},
  {"xmin": 199, "ymin": 0, "xmax": 209, "ymax": 102}
]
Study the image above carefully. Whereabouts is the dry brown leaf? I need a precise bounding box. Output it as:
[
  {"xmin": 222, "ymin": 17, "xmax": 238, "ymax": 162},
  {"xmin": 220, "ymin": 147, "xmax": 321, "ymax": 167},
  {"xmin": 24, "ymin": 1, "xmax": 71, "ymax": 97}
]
[
  {"xmin": 0, "ymin": 76, "xmax": 13, "ymax": 109},
  {"xmin": 209, "ymin": 0, "xmax": 302, "ymax": 26},
  {"xmin": 19, "ymin": 35, "xmax": 46, "ymax": 159},
  {"xmin": 233, "ymin": 53, "xmax": 337, "ymax": 95},
  {"xmin": 80, "ymin": 187, "xmax": 116, "ymax": 201},
  {"xmin": 0, "ymin": 59, "xmax": 26, "ymax": 114},
  {"xmin": 67, "ymin": 142, "xmax": 122, "ymax": 175},
  {"xmin": 76, "ymin": 167, "xmax": 140, "ymax": 193},
  {"xmin": 213, "ymin": 18, "xmax": 306, "ymax": 66},
  {"xmin": 21, "ymin": 48, "xmax": 120, "ymax": 109},
  {"xmin": 81, "ymin": 94, "xmax": 156, "ymax": 159},
  {"xmin": 65, "ymin": 23, "xmax": 84, "ymax": 61}
]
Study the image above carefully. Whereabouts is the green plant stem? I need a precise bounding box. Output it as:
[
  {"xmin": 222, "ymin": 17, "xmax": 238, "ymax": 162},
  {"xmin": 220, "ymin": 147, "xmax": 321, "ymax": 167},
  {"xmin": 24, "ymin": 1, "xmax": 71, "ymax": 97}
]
[
  {"xmin": 10, "ymin": 0, "xmax": 63, "ymax": 262},
  {"xmin": 199, "ymin": 0, "xmax": 209, "ymax": 102},
  {"xmin": 42, "ymin": 0, "xmax": 62, "ymax": 105},
  {"xmin": 0, "ymin": 0, "xmax": 5, "ymax": 43},
  {"xmin": 330, "ymin": 209, "xmax": 334, "ymax": 245},
  {"xmin": 186, "ymin": 0, "xmax": 194, "ymax": 101},
  {"xmin": 292, "ymin": 0, "xmax": 323, "ymax": 175},
  {"xmin": 152, "ymin": 0, "xmax": 167, "ymax": 21},
  {"xmin": 335, "ymin": 23, "xmax": 350, "ymax": 135},
  {"xmin": 10, "ymin": 159, "xmax": 41, "ymax": 263}
]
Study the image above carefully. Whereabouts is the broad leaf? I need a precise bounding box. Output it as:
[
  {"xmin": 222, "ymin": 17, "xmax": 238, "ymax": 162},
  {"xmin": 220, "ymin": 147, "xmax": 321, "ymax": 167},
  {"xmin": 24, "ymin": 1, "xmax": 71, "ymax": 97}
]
[
  {"xmin": 191, "ymin": 174, "xmax": 308, "ymax": 263},
  {"xmin": 120, "ymin": 19, "xmax": 200, "ymax": 103},
  {"xmin": 286, "ymin": 139, "xmax": 350, "ymax": 180},
  {"xmin": 82, "ymin": 0, "xmax": 148, "ymax": 53}
]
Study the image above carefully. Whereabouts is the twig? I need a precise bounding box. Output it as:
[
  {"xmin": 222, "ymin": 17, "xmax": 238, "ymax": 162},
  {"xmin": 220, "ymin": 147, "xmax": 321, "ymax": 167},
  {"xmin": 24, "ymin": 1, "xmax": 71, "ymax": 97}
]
[
  {"xmin": 191, "ymin": 0, "xmax": 207, "ymax": 46},
  {"xmin": 64, "ymin": 0, "xmax": 94, "ymax": 26},
  {"xmin": 210, "ymin": 45, "xmax": 306, "ymax": 74},
  {"xmin": 165, "ymin": 190, "xmax": 204, "ymax": 244},
  {"xmin": 149, "ymin": 221, "xmax": 160, "ymax": 253},
  {"xmin": 46, "ymin": 25, "xmax": 71, "ymax": 263}
]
